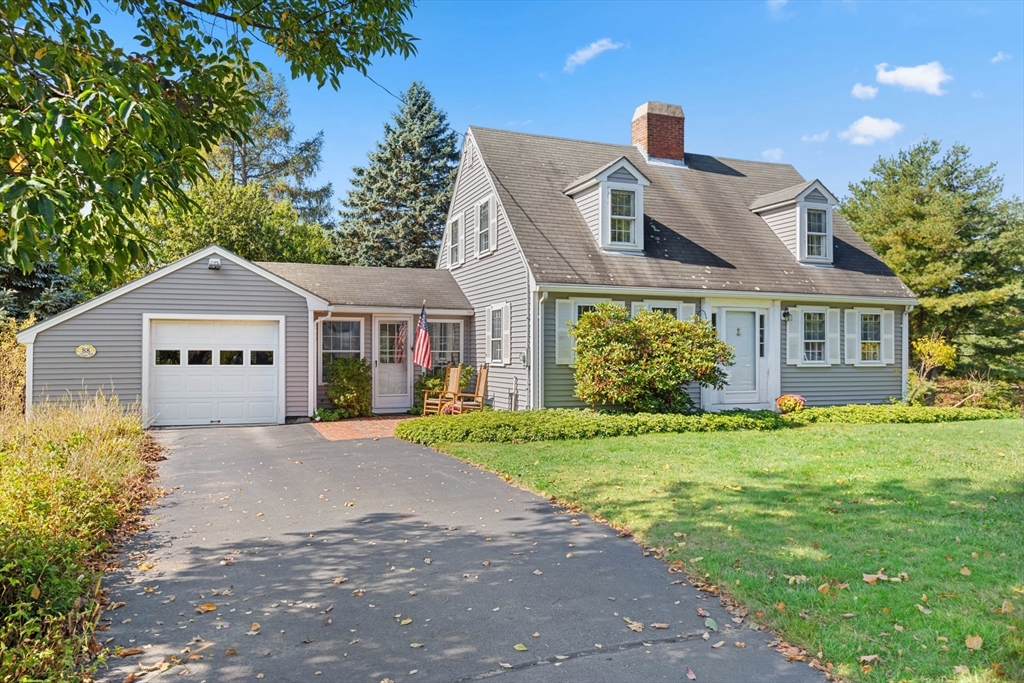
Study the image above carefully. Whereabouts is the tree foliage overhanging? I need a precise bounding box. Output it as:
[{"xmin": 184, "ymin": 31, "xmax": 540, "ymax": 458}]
[
  {"xmin": 0, "ymin": 0, "xmax": 415, "ymax": 276},
  {"xmin": 336, "ymin": 81, "xmax": 460, "ymax": 268},
  {"xmin": 841, "ymin": 139, "xmax": 1024, "ymax": 378}
]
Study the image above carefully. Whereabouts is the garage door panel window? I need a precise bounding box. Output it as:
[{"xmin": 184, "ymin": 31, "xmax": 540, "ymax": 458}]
[
  {"xmin": 321, "ymin": 320, "xmax": 361, "ymax": 382},
  {"xmin": 155, "ymin": 350, "xmax": 180, "ymax": 365},
  {"xmin": 188, "ymin": 350, "xmax": 213, "ymax": 365},
  {"xmin": 250, "ymin": 350, "xmax": 274, "ymax": 366},
  {"xmin": 219, "ymin": 350, "xmax": 243, "ymax": 366}
]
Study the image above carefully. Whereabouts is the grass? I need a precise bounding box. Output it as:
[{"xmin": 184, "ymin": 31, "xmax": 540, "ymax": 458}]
[
  {"xmin": 0, "ymin": 397, "xmax": 155, "ymax": 681},
  {"xmin": 438, "ymin": 419, "xmax": 1024, "ymax": 683}
]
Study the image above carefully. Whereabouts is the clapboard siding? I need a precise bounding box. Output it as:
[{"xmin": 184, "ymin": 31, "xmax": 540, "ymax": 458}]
[
  {"xmin": 543, "ymin": 295, "xmax": 702, "ymax": 408},
  {"xmin": 32, "ymin": 257, "xmax": 312, "ymax": 416},
  {"xmin": 760, "ymin": 205, "xmax": 798, "ymax": 259},
  {"xmin": 573, "ymin": 186, "xmax": 602, "ymax": 244},
  {"xmin": 780, "ymin": 302, "xmax": 904, "ymax": 405},
  {"xmin": 608, "ymin": 167, "xmax": 638, "ymax": 183},
  {"xmin": 804, "ymin": 188, "xmax": 828, "ymax": 203},
  {"xmin": 445, "ymin": 137, "xmax": 530, "ymax": 410}
]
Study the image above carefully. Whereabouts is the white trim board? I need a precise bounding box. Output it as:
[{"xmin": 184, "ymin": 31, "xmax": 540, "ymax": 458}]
[
  {"xmin": 327, "ymin": 305, "xmax": 474, "ymax": 316},
  {"xmin": 17, "ymin": 246, "xmax": 329, "ymax": 344},
  {"xmin": 23, "ymin": 342, "xmax": 34, "ymax": 415},
  {"xmin": 537, "ymin": 283, "xmax": 917, "ymax": 307},
  {"xmin": 141, "ymin": 313, "xmax": 287, "ymax": 427}
]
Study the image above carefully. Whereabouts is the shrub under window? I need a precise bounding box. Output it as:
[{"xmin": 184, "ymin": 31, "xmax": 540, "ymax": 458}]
[{"xmin": 324, "ymin": 357, "xmax": 372, "ymax": 418}]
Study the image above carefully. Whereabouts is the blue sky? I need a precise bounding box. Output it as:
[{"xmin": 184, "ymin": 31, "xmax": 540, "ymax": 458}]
[{"xmin": 114, "ymin": 1, "xmax": 1024, "ymax": 203}]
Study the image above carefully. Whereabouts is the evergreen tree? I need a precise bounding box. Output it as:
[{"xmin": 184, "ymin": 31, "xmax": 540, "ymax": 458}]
[
  {"xmin": 841, "ymin": 139, "xmax": 1024, "ymax": 378},
  {"xmin": 336, "ymin": 82, "xmax": 460, "ymax": 268},
  {"xmin": 209, "ymin": 75, "xmax": 335, "ymax": 227}
]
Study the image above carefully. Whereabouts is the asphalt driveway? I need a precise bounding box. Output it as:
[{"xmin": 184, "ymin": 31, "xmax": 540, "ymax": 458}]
[{"xmin": 98, "ymin": 425, "xmax": 823, "ymax": 683}]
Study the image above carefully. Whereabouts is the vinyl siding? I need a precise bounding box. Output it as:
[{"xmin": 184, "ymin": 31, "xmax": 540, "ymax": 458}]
[
  {"xmin": 804, "ymin": 188, "xmax": 828, "ymax": 203},
  {"xmin": 445, "ymin": 137, "xmax": 530, "ymax": 410},
  {"xmin": 31, "ymin": 257, "xmax": 312, "ymax": 417},
  {"xmin": 608, "ymin": 167, "xmax": 639, "ymax": 183},
  {"xmin": 760, "ymin": 205, "xmax": 798, "ymax": 259},
  {"xmin": 543, "ymin": 295, "xmax": 702, "ymax": 408},
  {"xmin": 573, "ymin": 186, "xmax": 602, "ymax": 244},
  {"xmin": 780, "ymin": 302, "xmax": 904, "ymax": 405}
]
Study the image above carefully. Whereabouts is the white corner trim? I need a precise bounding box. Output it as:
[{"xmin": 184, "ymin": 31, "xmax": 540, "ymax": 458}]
[
  {"xmin": 141, "ymin": 313, "xmax": 287, "ymax": 427},
  {"xmin": 23, "ymin": 341, "xmax": 33, "ymax": 417},
  {"xmin": 308, "ymin": 311, "xmax": 318, "ymax": 416},
  {"xmin": 901, "ymin": 305, "xmax": 913, "ymax": 400},
  {"xmin": 16, "ymin": 246, "xmax": 329, "ymax": 344}
]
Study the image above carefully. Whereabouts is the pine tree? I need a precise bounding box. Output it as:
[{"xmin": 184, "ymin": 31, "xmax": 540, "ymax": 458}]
[{"xmin": 336, "ymin": 82, "xmax": 460, "ymax": 268}]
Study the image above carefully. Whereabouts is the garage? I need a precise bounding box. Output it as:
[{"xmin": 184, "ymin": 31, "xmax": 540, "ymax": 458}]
[{"xmin": 146, "ymin": 318, "xmax": 283, "ymax": 426}]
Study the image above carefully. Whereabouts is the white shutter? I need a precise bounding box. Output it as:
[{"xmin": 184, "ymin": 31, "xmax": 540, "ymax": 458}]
[
  {"xmin": 826, "ymin": 308, "xmax": 841, "ymax": 366},
  {"xmin": 680, "ymin": 303, "xmax": 697, "ymax": 319},
  {"xmin": 845, "ymin": 310, "xmax": 859, "ymax": 365},
  {"xmin": 630, "ymin": 302, "xmax": 645, "ymax": 317},
  {"xmin": 555, "ymin": 300, "xmax": 574, "ymax": 365},
  {"xmin": 881, "ymin": 309, "xmax": 895, "ymax": 365},
  {"xmin": 786, "ymin": 310, "xmax": 801, "ymax": 365},
  {"xmin": 488, "ymin": 197, "xmax": 498, "ymax": 253},
  {"xmin": 611, "ymin": 300, "xmax": 625, "ymax": 311},
  {"xmin": 501, "ymin": 302, "xmax": 511, "ymax": 366}
]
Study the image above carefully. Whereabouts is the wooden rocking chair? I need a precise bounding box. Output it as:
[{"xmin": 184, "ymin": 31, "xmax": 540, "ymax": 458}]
[
  {"xmin": 455, "ymin": 365, "xmax": 489, "ymax": 413},
  {"xmin": 422, "ymin": 364, "xmax": 462, "ymax": 415}
]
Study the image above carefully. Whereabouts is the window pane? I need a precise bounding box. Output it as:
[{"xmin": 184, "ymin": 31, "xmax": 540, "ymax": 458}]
[
  {"xmin": 807, "ymin": 233, "xmax": 825, "ymax": 257},
  {"xmin": 155, "ymin": 350, "xmax": 180, "ymax": 365},
  {"xmin": 576, "ymin": 304, "xmax": 597, "ymax": 319},
  {"xmin": 490, "ymin": 310, "xmax": 502, "ymax": 362},
  {"xmin": 610, "ymin": 189, "xmax": 635, "ymax": 217},
  {"xmin": 478, "ymin": 202, "xmax": 490, "ymax": 252},
  {"xmin": 861, "ymin": 342, "xmax": 880, "ymax": 362},
  {"xmin": 251, "ymin": 350, "xmax": 274, "ymax": 366},
  {"xmin": 652, "ymin": 306, "xmax": 678, "ymax": 318},
  {"xmin": 323, "ymin": 321, "xmax": 360, "ymax": 352},
  {"xmin": 807, "ymin": 209, "xmax": 827, "ymax": 233},
  {"xmin": 427, "ymin": 322, "xmax": 461, "ymax": 367},
  {"xmin": 219, "ymin": 350, "xmax": 243, "ymax": 365},
  {"xmin": 187, "ymin": 350, "xmax": 212, "ymax": 365},
  {"xmin": 610, "ymin": 217, "xmax": 633, "ymax": 243},
  {"xmin": 861, "ymin": 314, "xmax": 881, "ymax": 342},
  {"xmin": 802, "ymin": 312, "xmax": 825, "ymax": 363},
  {"xmin": 450, "ymin": 220, "xmax": 460, "ymax": 264}
]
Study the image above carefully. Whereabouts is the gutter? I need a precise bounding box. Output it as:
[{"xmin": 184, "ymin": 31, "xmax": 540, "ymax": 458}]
[{"xmin": 537, "ymin": 283, "xmax": 919, "ymax": 308}]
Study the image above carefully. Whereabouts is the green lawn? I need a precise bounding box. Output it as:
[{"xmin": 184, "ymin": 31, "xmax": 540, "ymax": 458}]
[{"xmin": 439, "ymin": 419, "xmax": 1024, "ymax": 683}]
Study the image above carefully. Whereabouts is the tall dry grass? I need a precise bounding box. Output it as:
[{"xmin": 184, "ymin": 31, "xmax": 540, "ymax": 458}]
[{"xmin": 0, "ymin": 314, "xmax": 32, "ymax": 414}]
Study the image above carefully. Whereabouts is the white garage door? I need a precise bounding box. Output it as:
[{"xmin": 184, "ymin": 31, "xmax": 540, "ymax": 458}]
[{"xmin": 149, "ymin": 320, "xmax": 280, "ymax": 426}]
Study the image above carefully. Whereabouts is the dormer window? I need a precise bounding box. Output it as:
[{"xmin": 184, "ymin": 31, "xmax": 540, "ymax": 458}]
[
  {"xmin": 798, "ymin": 202, "xmax": 833, "ymax": 262},
  {"xmin": 564, "ymin": 156, "xmax": 650, "ymax": 253},
  {"xmin": 750, "ymin": 179, "xmax": 837, "ymax": 266},
  {"xmin": 805, "ymin": 208, "xmax": 828, "ymax": 258},
  {"xmin": 610, "ymin": 189, "xmax": 636, "ymax": 245}
]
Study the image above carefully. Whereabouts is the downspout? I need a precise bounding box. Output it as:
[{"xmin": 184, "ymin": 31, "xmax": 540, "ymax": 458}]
[
  {"xmin": 901, "ymin": 305, "xmax": 914, "ymax": 401},
  {"xmin": 535, "ymin": 289, "xmax": 548, "ymax": 409}
]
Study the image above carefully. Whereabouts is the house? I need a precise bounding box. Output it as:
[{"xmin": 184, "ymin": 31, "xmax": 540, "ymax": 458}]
[{"xmin": 18, "ymin": 101, "xmax": 917, "ymax": 426}]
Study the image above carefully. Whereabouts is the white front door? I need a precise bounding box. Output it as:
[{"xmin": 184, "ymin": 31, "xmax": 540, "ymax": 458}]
[
  {"xmin": 373, "ymin": 317, "xmax": 413, "ymax": 412},
  {"xmin": 723, "ymin": 310, "xmax": 758, "ymax": 404},
  {"xmin": 149, "ymin": 319, "xmax": 281, "ymax": 426}
]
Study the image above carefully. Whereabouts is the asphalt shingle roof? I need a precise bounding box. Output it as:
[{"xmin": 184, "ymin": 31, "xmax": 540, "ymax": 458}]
[
  {"xmin": 470, "ymin": 127, "xmax": 915, "ymax": 301},
  {"xmin": 256, "ymin": 262, "xmax": 472, "ymax": 310},
  {"xmin": 748, "ymin": 179, "xmax": 819, "ymax": 211}
]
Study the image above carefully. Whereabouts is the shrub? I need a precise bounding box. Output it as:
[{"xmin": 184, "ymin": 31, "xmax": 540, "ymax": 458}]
[
  {"xmin": 570, "ymin": 304, "xmax": 733, "ymax": 413},
  {"xmin": 775, "ymin": 394, "xmax": 806, "ymax": 413},
  {"xmin": 930, "ymin": 375, "xmax": 1024, "ymax": 411},
  {"xmin": 412, "ymin": 364, "xmax": 473, "ymax": 413},
  {"xmin": 907, "ymin": 336, "xmax": 957, "ymax": 403},
  {"xmin": 312, "ymin": 407, "xmax": 343, "ymax": 422},
  {"xmin": 324, "ymin": 357, "xmax": 372, "ymax": 418},
  {"xmin": 786, "ymin": 403, "xmax": 1014, "ymax": 424},
  {"xmin": 395, "ymin": 408, "xmax": 788, "ymax": 445}
]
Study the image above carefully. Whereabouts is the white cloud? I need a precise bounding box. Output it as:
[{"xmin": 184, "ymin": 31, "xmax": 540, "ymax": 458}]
[
  {"xmin": 851, "ymin": 83, "xmax": 878, "ymax": 99},
  {"xmin": 991, "ymin": 51, "xmax": 1011, "ymax": 63},
  {"xmin": 761, "ymin": 148, "xmax": 784, "ymax": 161},
  {"xmin": 875, "ymin": 61, "xmax": 952, "ymax": 95},
  {"xmin": 801, "ymin": 131, "xmax": 829, "ymax": 143},
  {"xmin": 564, "ymin": 38, "xmax": 624, "ymax": 74},
  {"xmin": 839, "ymin": 116, "xmax": 903, "ymax": 145},
  {"xmin": 972, "ymin": 90, "xmax": 985, "ymax": 99}
]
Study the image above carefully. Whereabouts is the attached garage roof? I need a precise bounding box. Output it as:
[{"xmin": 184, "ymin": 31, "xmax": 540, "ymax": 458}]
[{"xmin": 257, "ymin": 262, "xmax": 473, "ymax": 310}]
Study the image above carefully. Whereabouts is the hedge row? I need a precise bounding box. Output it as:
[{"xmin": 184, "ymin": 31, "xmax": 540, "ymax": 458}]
[{"xmin": 393, "ymin": 404, "xmax": 1017, "ymax": 445}]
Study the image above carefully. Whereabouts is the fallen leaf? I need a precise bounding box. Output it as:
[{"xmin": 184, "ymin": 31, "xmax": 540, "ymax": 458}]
[
  {"xmin": 775, "ymin": 602, "xmax": 785, "ymax": 612},
  {"xmin": 817, "ymin": 583, "xmax": 830, "ymax": 595},
  {"xmin": 696, "ymin": 607, "xmax": 709, "ymax": 617},
  {"xmin": 423, "ymin": 558, "xmax": 432, "ymax": 564},
  {"xmin": 137, "ymin": 563, "xmax": 154, "ymax": 571},
  {"xmin": 256, "ymin": 674, "xmax": 264, "ymax": 679},
  {"xmin": 554, "ymin": 655, "xmax": 568, "ymax": 660},
  {"xmin": 916, "ymin": 604, "xmax": 932, "ymax": 615},
  {"xmin": 532, "ymin": 569, "xmax": 543, "ymax": 575},
  {"xmin": 225, "ymin": 648, "xmax": 239, "ymax": 656},
  {"xmin": 196, "ymin": 604, "xmax": 217, "ymax": 613},
  {"xmin": 686, "ymin": 668, "xmax": 697, "ymax": 680},
  {"xmin": 400, "ymin": 618, "xmax": 412, "ymax": 626},
  {"xmin": 250, "ymin": 622, "xmax": 260, "ymax": 632},
  {"xmin": 711, "ymin": 640, "xmax": 725, "ymax": 649},
  {"xmin": 513, "ymin": 643, "xmax": 528, "ymax": 651},
  {"xmin": 859, "ymin": 654, "xmax": 881, "ymax": 663},
  {"xmin": 532, "ymin": 632, "xmax": 540, "ymax": 637},
  {"xmin": 953, "ymin": 665, "xmax": 970, "ymax": 674},
  {"xmin": 705, "ymin": 617, "xmax": 718, "ymax": 632},
  {"xmin": 123, "ymin": 674, "xmax": 137, "ymax": 683},
  {"xmin": 960, "ymin": 566, "xmax": 971, "ymax": 576},
  {"xmin": 965, "ymin": 635, "xmax": 982, "ymax": 651},
  {"xmin": 29, "ymin": 586, "xmax": 40, "ymax": 600},
  {"xmin": 332, "ymin": 577, "xmax": 348, "ymax": 584},
  {"xmin": 651, "ymin": 623, "xmax": 669, "ymax": 629},
  {"xmin": 628, "ymin": 622, "xmax": 643, "ymax": 632},
  {"xmin": 786, "ymin": 574, "xmax": 809, "ymax": 585},
  {"xmin": 996, "ymin": 599, "xmax": 1014, "ymax": 614},
  {"xmin": 701, "ymin": 632, "xmax": 710, "ymax": 641},
  {"xmin": 735, "ymin": 642, "xmax": 746, "ymax": 648},
  {"xmin": 118, "ymin": 647, "xmax": 143, "ymax": 657},
  {"xmin": 894, "ymin": 624, "xmax": 905, "ymax": 632},
  {"xmin": 410, "ymin": 643, "xmax": 423, "ymax": 648},
  {"xmin": 842, "ymin": 613, "xmax": 855, "ymax": 618},
  {"xmin": 352, "ymin": 589, "xmax": 365, "ymax": 597},
  {"xmin": 499, "ymin": 663, "xmax": 512, "ymax": 669}
]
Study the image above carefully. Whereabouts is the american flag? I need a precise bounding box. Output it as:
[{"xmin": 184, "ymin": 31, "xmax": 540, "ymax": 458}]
[
  {"xmin": 412, "ymin": 304, "xmax": 432, "ymax": 370},
  {"xmin": 395, "ymin": 322, "xmax": 407, "ymax": 364}
]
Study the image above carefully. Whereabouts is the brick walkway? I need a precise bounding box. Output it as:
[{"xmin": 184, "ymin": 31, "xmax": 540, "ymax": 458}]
[{"xmin": 311, "ymin": 414, "xmax": 416, "ymax": 441}]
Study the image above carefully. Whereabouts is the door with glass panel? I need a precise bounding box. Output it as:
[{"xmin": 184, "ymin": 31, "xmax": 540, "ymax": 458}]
[{"xmin": 373, "ymin": 318, "xmax": 412, "ymax": 411}]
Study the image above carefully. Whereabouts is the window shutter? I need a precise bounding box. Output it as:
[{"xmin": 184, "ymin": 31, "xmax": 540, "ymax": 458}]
[
  {"xmin": 826, "ymin": 308, "xmax": 841, "ymax": 366},
  {"xmin": 881, "ymin": 310, "xmax": 895, "ymax": 365},
  {"xmin": 502, "ymin": 302, "xmax": 511, "ymax": 365},
  {"xmin": 680, "ymin": 303, "xmax": 697, "ymax": 319},
  {"xmin": 488, "ymin": 197, "xmax": 498, "ymax": 253},
  {"xmin": 786, "ymin": 311, "xmax": 801, "ymax": 365},
  {"xmin": 611, "ymin": 300, "xmax": 625, "ymax": 311},
  {"xmin": 555, "ymin": 300, "xmax": 574, "ymax": 365},
  {"xmin": 844, "ymin": 310, "xmax": 859, "ymax": 365}
]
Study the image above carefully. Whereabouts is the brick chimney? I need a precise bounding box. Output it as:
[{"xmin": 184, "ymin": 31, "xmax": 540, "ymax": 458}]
[{"xmin": 631, "ymin": 102, "xmax": 684, "ymax": 161}]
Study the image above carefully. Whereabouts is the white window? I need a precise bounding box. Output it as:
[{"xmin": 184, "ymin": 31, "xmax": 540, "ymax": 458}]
[
  {"xmin": 321, "ymin": 319, "xmax": 362, "ymax": 382},
  {"xmin": 602, "ymin": 183, "xmax": 643, "ymax": 250},
  {"xmin": 845, "ymin": 308, "xmax": 896, "ymax": 366},
  {"xmin": 610, "ymin": 189, "xmax": 636, "ymax": 244},
  {"xmin": 786, "ymin": 307, "xmax": 841, "ymax": 367},
  {"xmin": 806, "ymin": 209, "xmax": 827, "ymax": 258},
  {"xmin": 630, "ymin": 301, "xmax": 698, "ymax": 319},
  {"xmin": 487, "ymin": 303, "xmax": 511, "ymax": 365},
  {"xmin": 427, "ymin": 321, "xmax": 462, "ymax": 368},
  {"xmin": 477, "ymin": 196, "xmax": 496, "ymax": 256},
  {"xmin": 448, "ymin": 216, "xmax": 461, "ymax": 267},
  {"xmin": 554, "ymin": 298, "xmax": 625, "ymax": 365},
  {"xmin": 798, "ymin": 203, "xmax": 832, "ymax": 263}
]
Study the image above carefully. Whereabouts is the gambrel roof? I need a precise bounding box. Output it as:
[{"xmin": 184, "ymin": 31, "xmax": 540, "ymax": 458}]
[{"xmin": 468, "ymin": 126, "xmax": 915, "ymax": 301}]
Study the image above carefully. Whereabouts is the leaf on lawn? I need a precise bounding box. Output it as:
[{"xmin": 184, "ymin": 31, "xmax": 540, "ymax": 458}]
[
  {"xmin": 225, "ymin": 648, "xmax": 239, "ymax": 656},
  {"xmin": 196, "ymin": 603, "xmax": 217, "ymax": 613},
  {"xmin": 410, "ymin": 643, "xmax": 423, "ymax": 648},
  {"xmin": 916, "ymin": 604, "xmax": 932, "ymax": 615},
  {"xmin": 705, "ymin": 618, "xmax": 718, "ymax": 632},
  {"xmin": 953, "ymin": 665, "xmax": 970, "ymax": 674},
  {"xmin": 859, "ymin": 654, "xmax": 881, "ymax": 663},
  {"xmin": 960, "ymin": 566, "xmax": 971, "ymax": 576},
  {"xmin": 817, "ymin": 583, "xmax": 830, "ymax": 595},
  {"xmin": 725, "ymin": 485, "xmax": 742, "ymax": 492},
  {"xmin": 332, "ymin": 577, "xmax": 348, "ymax": 584},
  {"xmin": 863, "ymin": 572, "xmax": 888, "ymax": 585},
  {"xmin": 686, "ymin": 668, "xmax": 697, "ymax": 680},
  {"xmin": 786, "ymin": 574, "xmax": 808, "ymax": 585},
  {"xmin": 894, "ymin": 624, "xmax": 905, "ymax": 632},
  {"xmin": 996, "ymin": 600, "xmax": 1014, "ymax": 614},
  {"xmin": 842, "ymin": 613, "xmax": 855, "ymax": 618},
  {"xmin": 775, "ymin": 602, "xmax": 785, "ymax": 612},
  {"xmin": 965, "ymin": 635, "xmax": 982, "ymax": 651},
  {"xmin": 711, "ymin": 640, "xmax": 725, "ymax": 648},
  {"xmin": 513, "ymin": 643, "xmax": 528, "ymax": 651},
  {"xmin": 651, "ymin": 623, "xmax": 669, "ymax": 629}
]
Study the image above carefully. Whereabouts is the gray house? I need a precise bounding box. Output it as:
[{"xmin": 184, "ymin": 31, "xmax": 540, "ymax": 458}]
[{"xmin": 19, "ymin": 101, "xmax": 917, "ymax": 426}]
